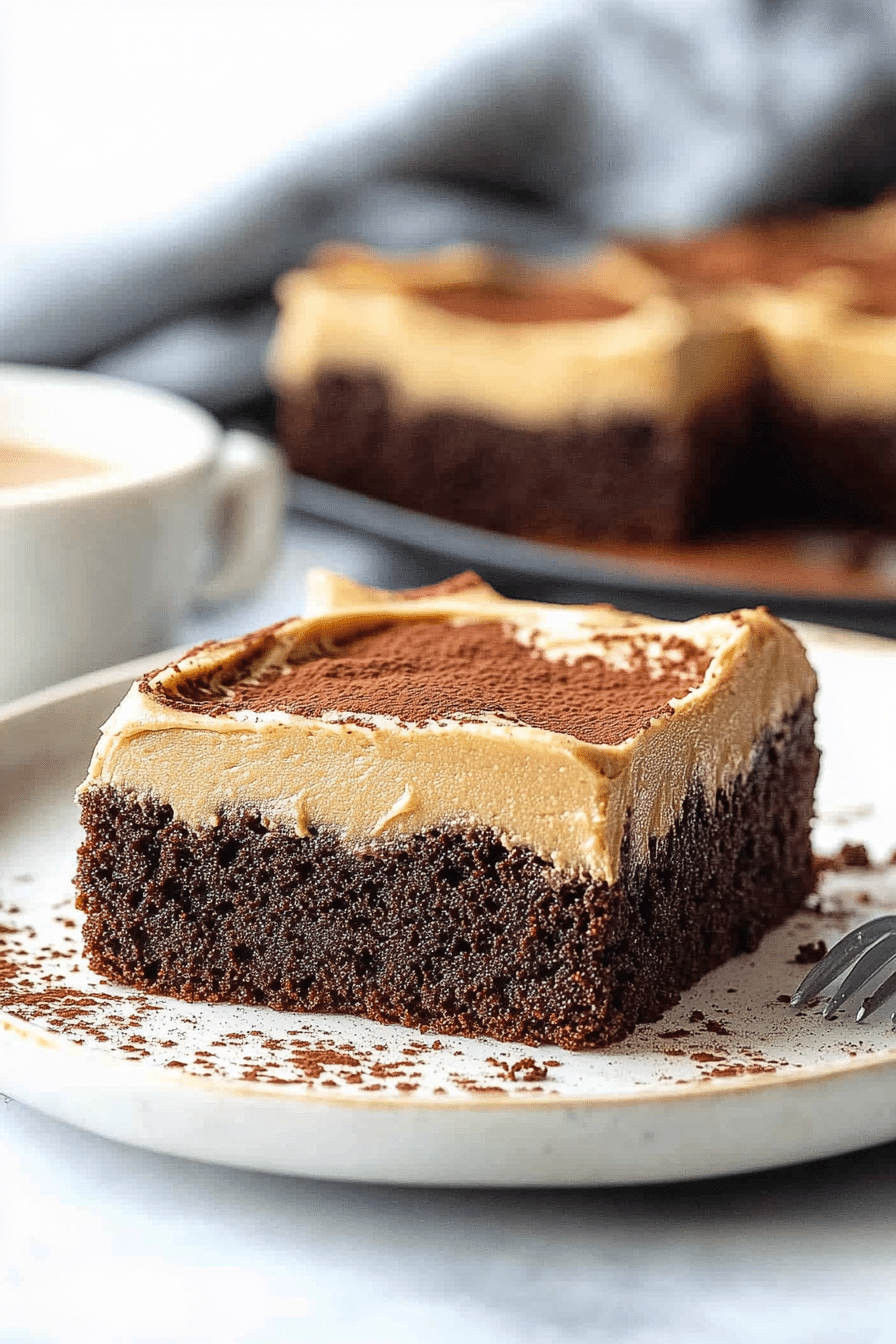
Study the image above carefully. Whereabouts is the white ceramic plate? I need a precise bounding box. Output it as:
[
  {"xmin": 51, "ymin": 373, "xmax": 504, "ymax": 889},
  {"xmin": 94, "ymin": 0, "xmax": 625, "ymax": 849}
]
[{"xmin": 1, "ymin": 628, "xmax": 896, "ymax": 1187}]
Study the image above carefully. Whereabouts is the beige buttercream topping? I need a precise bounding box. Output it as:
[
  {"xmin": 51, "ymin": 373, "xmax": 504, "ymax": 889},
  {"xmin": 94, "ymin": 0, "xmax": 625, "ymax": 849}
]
[
  {"xmin": 616, "ymin": 232, "xmax": 896, "ymax": 417},
  {"xmin": 271, "ymin": 238, "xmax": 896, "ymax": 428},
  {"xmin": 267, "ymin": 244, "xmax": 751, "ymax": 426},
  {"xmin": 80, "ymin": 573, "xmax": 816, "ymax": 885},
  {"xmin": 738, "ymin": 282, "xmax": 896, "ymax": 416}
]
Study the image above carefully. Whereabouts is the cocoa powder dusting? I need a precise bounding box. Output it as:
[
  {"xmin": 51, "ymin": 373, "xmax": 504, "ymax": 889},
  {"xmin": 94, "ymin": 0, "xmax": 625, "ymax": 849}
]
[
  {"xmin": 164, "ymin": 620, "xmax": 712, "ymax": 748},
  {"xmin": 419, "ymin": 282, "xmax": 632, "ymax": 325},
  {"xmin": 396, "ymin": 572, "xmax": 485, "ymax": 600}
]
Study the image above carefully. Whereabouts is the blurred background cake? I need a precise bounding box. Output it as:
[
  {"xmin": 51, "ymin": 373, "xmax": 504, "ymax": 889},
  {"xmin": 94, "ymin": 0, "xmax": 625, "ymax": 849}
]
[
  {"xmin": 269, "ymin": 215, "xmax": 896, "ymax": 552},
  {"xmin": 269, "ymin": 243, "xmax": 754, "ymax": 545}
]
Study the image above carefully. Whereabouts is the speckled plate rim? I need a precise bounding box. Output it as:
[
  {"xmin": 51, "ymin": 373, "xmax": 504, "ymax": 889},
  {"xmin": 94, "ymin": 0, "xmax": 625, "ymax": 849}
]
[{"xmin": 4, "ymin": 977, "xmax": 896, "ymax": 1111}]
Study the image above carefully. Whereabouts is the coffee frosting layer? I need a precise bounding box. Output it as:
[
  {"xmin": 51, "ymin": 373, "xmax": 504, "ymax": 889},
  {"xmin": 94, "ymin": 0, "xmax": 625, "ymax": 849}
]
[
  {"xmin": 270, "ymin": 237, "xmax": 896, "ymax": 434},
  {"xmin": 623, "ymin": 219, "xmax": 896, "ymax": 417},
  {"xmin": 267, "ymin": 245, "xmax": 750, "ymax": 427},
  {"xmin": 80, "ymin": 574, "xmax": 816, "ymax": 884},
  {"xmin": 741, "ymin": 284, "xmax": 896, "ymax": 416}
]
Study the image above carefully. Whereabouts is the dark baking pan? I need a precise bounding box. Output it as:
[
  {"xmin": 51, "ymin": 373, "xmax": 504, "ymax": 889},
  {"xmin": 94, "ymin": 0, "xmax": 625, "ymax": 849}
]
[{"xmin": 288, "ymin": 473, "xmax": 896, "ymax": 637}]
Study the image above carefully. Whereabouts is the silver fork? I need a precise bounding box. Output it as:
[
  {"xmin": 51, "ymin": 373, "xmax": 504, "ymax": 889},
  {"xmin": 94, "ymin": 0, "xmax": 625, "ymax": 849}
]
[{"xmin": 791, "ymin": 917, "xmax": 896, "ymax": 1022}]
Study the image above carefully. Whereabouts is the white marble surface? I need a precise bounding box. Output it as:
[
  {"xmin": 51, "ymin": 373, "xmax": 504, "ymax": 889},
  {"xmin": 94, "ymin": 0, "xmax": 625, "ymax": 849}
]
[
  {"xmin": 5, "ymin": 1081, "xmax": 896, "ymax": 1343},
  {"xmin": 4, "ymin": 516, "xmax": 896, "ymax": 1342}
]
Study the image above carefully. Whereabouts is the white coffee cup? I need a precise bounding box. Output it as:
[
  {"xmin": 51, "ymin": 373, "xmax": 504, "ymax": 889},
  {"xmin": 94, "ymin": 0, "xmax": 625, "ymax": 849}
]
[{"xmin": 0, "ymin": 364, "xmax": 284, "ymax": 703}]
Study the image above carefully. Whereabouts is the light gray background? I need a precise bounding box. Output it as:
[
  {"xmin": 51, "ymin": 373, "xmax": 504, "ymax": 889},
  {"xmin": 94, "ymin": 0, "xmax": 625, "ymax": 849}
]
[{"xmin": 7, "ymin": 0, "xmax": 896, "ymax": 411}]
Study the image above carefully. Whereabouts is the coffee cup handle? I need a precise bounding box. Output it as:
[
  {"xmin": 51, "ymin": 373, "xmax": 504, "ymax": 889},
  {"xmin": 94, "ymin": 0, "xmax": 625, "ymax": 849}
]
[{"xmin": 197, "ymin": 429, "xmax": 285, "ymax": 603}]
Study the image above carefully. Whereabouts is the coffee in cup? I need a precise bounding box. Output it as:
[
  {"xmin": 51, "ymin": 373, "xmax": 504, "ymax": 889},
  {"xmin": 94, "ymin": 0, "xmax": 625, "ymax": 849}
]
[
  {"xmin": 0, "ymin": 442, "xmax": 109, "ymax": 489},
  {"xmin": 0, "ymin": 364, "xmax": 284, "ymax": 703}
]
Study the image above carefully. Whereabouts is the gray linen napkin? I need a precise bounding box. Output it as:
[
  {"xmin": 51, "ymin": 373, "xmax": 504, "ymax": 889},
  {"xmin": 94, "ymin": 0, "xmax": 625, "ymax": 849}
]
[{"xmin": 4, "ymin": 0, "xmax": 896, "ymax": 416}]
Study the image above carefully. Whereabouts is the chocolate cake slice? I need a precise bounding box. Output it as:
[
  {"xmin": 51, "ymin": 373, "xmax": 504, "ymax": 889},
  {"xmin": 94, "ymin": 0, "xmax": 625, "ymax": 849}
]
[
  {"xmin": 75, "ymin": 573, "xmax": 819, "ymax": 1049},
  {"xmin": 268, "ymin": 245, "xmax": 752, "ymax": 544}
]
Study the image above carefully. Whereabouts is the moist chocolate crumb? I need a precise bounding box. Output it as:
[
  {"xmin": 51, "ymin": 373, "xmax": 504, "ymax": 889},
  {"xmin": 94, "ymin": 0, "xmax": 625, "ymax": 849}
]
[
  {"xmin": 277, "ymin": 372, "xmax": 752, "ymax": 545},
  {"xmin": 841, "ymin": 842, "xmax": 872, "ymax": 868},
  {"xmin": 814, "ymin": 842, "xmax": 872, "ymax": 873},
  {"xmin": 487, "ymin": 1055, "xmax": 549, "ymax": 1083},
  {"xmin": 793, "ymin": 940, "xmax": 828, "ymax": 964}
]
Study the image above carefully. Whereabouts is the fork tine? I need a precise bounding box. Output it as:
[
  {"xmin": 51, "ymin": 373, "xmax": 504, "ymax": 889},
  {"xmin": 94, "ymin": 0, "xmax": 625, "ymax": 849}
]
[
  {"xmin": 857, "ymin": 966, "xmax": 896, "ymax": 1021},
  {"xmin": 823, "ymin": 932, "xmax": 896, "ymax": 1018},
  {"xmin": 790, "ymin": 917, "xmax": 896, "ymax": 1008}
]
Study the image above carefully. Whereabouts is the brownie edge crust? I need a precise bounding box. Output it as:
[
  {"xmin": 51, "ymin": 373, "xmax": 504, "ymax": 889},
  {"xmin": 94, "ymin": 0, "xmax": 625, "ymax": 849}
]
[{"xmin": 75, "ymin": 700, "xmax": 817, "ymax": 1050}]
